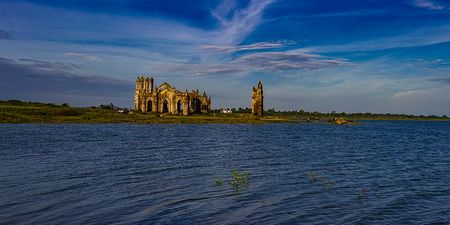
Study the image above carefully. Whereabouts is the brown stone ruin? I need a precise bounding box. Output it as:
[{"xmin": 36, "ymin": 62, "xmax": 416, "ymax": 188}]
[
  {"xmin": 134, "ymin": 76, "xmax": 211, "ymax": 115},
  {"xmin": 252, "ymin": 81, "xmax": 264, "ymax": 117}
]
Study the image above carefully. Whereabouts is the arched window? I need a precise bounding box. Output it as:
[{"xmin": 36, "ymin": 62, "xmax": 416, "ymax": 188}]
[
  {"xmin": 163, "ymin": 100, "xmax": 169, "ymax": 113},
  {"xmin": 191, "ymin": 98, "xmax": 201, "ymax": 113},
  {"xmin": 147, "ymin": 100, "xmax": 152, "ymax": 112},
  {"xmin": 177, "ymin": 100, "xmax": 183, "ymax": 113}
]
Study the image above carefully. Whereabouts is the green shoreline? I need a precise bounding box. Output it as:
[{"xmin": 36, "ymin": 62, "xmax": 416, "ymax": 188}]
[{"xmin": 1, "ymin": 100, "xmax": 448, "ymax": 124}]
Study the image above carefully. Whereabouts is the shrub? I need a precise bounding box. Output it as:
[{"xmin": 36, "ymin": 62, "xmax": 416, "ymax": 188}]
[
  {"xmin": 100, "ymin": 104, "xmax": 112, "ymax": 109},
  {"xmin": 6, "ymin": 100, "xmax": 24, "ymax": 105},
  {"xmin": 56, "ymin": 108, "xmax": 83, "ymax": 116}
]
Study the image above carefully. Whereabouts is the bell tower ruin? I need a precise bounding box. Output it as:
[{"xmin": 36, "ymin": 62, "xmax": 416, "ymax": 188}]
[
  {"xmin": 134, "ymin": 76, "xmax": 154, "ymax": 112},
  {"xmin": 252, "ymin": 81, "xmax": 264, "ymax": 117}
]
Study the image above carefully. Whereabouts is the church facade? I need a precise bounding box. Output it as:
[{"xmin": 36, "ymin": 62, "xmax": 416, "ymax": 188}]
[{"xmin": 134, "ymin": 76, "xmax": 211, "ymax": 115}]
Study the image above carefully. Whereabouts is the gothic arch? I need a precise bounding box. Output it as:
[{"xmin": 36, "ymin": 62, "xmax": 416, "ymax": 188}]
[
  {"xmin": 191, "ymin": 98, "xmax": 202, "ymax": 113},
  {"xmin": 162, "ymin": 99, "xmax": 169, "ymax": 113},
  {"xmin": 147, "ymin": 100, "xmax": 152, "ymax": 112},
  {"xmin": 177, "ymin": 99, "xmax": 183, "ymax": 113}
]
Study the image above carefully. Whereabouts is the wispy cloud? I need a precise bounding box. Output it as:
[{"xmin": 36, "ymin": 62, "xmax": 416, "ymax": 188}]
[
  {"xmin": 0, "ymin": 57, "xmax": 132, "ymax": 106},
  {"xmin": 212, "ymin": 0, "xmax": 276, "ymax": 45},
  {"xmin": 235, "ymin": 52, "xmax": 347, "ymax": 72},
  {"xmin": 432, "ymin": 58, "xmax": 450, "ymax": 65},
  {"xmin": 387, "ymin": 86, "xmax": 450, "ymax": 115},
  {"xmin": 152, "ymin": 51, "xmax": 347, "ymax": 76},
  {"xmin": 428, "ymin": 77, "xmax": 450, "ymax": 84},
  {"xmin": 413, "ymin": 0, "xmax": 447, "ymax": 10},
  {"xmin": 64, "ymin": 52, "xmax": 101, "ymax": 61},
  {"xmin": 201, "ymin": 41, "xmax": 285, "ymax": 53},
  {"xmin": 0, "ymin": 1, "xmax": 280, "ymax": 76},
  {"xmin": 299, "ymin": 25, "xmax": 450, "ymax": 53},
  {"xmin": 390, "ymin": 89, "xmax": 429, "ymax": 100},
  {"xmin": 18, "ymin": 58, "xmax": 79, "ymax": 71},
  {"xmin": 0, "ymin": 29, "xmax": 15, "ymax": 40}
]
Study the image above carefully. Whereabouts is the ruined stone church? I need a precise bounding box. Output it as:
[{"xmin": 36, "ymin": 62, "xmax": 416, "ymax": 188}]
[
  {"xmin": 134, "ymin": 76, "xmax": 211, "ymax": 115},
  {"xmin": 252, "ymin": 81, "xmax": 264, "ymax": 116}
]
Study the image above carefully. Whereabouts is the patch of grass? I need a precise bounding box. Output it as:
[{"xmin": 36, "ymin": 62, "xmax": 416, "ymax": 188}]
[
  {"xmin": 55, "ymin": 108, "xmax": 84, "ymax": 116},
  {"xmin": 3, "ymin": 100, "xmax": 446, "ymax": 124},
  {"xmin": 0, "ymin": 101, "xmax": 305, "ymax": 124}
]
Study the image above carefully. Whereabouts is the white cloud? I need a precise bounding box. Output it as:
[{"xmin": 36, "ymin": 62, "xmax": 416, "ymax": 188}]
[
  {"xmin": 428, "ymin": 77, "xmax": 450, "ymax": 84},
  {"xmin": 390, "ymin": 89, "xmax": 429, "ymax": 99},
  {"xmin": 211, "ymin": 0, "xmax": 276, "ymax": 45},
  {"xmin": 413, "ymin": 0, "xmax": 446, "ymax": 10},
  {"xmin": 263, "ymin": 67, "xmax": 450, "ymax": 115},
  {"xmin": 149, "ymin": 51, "xmax": 347, "ymax": 76},
  {"xmin": 201, "ymin": 41, "xmax": 285, "ymax": 53},
  {"xmin": 388, "ymin": 86, "xmax": 450, "ymax": 115},
  {"xmin": 64, "ymin": 52, "xmax": 101, "ymax": 61},
  {"xmin": 234, "ymin": 52, "xmax": 347, "ymax": 72},
  {"xmin": 211, "ymin": 0, "xmax": 238, "ymax": 25}
]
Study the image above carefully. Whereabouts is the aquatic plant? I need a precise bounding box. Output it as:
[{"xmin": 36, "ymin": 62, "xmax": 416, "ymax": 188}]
[
  {"xmin": 214, "ymin": 170, "xmax": 249, "ymax": 188},
  {"xmin": 357, "ymin": 188, "xmax": 368, "ymax": 200},
  {"xmin": 324, "ymin": 180, "xmax": 336, "ymax": 191},
  {"xmin": 229, "ymin": 169, "xmax": 249, "ymax": 188},
  {"xmin": 305, "ymin": 170, "xmax": 335, "ymax": 191},
  {"xmin": 215, "ymin": 178, "xmax": 224, "ymax": 185},
  {"xmin": 305, "ymin": 171, "xmax": 320, "ymax": 182}
]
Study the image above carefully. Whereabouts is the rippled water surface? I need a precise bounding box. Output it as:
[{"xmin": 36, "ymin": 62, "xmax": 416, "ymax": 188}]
[{"xmin": 1, "ymin": 121, "xmax": 450, "ymax": 224}]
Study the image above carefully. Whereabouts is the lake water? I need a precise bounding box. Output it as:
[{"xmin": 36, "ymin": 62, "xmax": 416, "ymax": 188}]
[{"xmin": 1, "ymin": 121, "xmax": 449, "ymax": 224}]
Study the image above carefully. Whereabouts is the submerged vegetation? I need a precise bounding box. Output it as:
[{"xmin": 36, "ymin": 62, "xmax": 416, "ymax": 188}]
[
  {"xmin": 215, "ymin": 169, "xmax": 249, "ymax": 189},
  {"xmin": 1, "ymin": 100, "xmax": 448, "ymax": 124},
  {"xmin": 215, "ymin": 178, "xmax": 224, "ymax": 185},
  {"xmin": 357, "ymin": 188, "xmax": 369, "ymax": 200},
  {"xmin": 306, "ymin": 170, "xmax": 376, "ymax": 201},
  {"xmin": 305, "ymin": 171, "xmax": 336, "ymax": 191},
  {"xmin": 230, "ymin": 170, "xmax": 249, "ymax": 188}
]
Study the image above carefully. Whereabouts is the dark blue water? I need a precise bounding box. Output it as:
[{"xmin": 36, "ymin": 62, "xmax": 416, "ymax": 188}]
[{"xmin": 1, "ymin": 121, "xmax": 449, "ymax": 224}]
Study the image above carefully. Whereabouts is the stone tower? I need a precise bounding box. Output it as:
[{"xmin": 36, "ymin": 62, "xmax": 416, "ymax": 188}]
[
  {"xmin": 134, "ymin": 76, "xmax": 153, "ymax": 112},
  {"xmin": 252, "ymin": 81, "xmax": 264, "ymax": 117}
]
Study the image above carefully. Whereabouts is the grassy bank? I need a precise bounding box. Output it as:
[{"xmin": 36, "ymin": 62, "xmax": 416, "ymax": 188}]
[
  {"xmin": 0, "ymin": 100, "xmax": 299, "ymax": 124},
  {"xmin": 1, "ymin": 100, "xmax": 448, "ymax": 124}
]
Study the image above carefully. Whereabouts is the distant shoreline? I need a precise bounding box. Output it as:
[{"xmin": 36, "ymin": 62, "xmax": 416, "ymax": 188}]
[{"xmin": 0, "ymin": 100, "xmax": 448, "ymax": 124}]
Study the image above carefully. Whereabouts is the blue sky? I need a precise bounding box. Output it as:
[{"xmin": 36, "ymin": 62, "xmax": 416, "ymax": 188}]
[{"xmin": 1, "ymin": 0, "xmax": 449, "ymax": 115}]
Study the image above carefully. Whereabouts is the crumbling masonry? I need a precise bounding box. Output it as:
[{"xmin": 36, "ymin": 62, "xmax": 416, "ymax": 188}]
[
  {"xmin": 134, "ymin": 76, "xmax": 211, "ymax": 115},
  {"xmin": 252, "ymin": 81, "xmax": 264, "ymax": 116}
]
